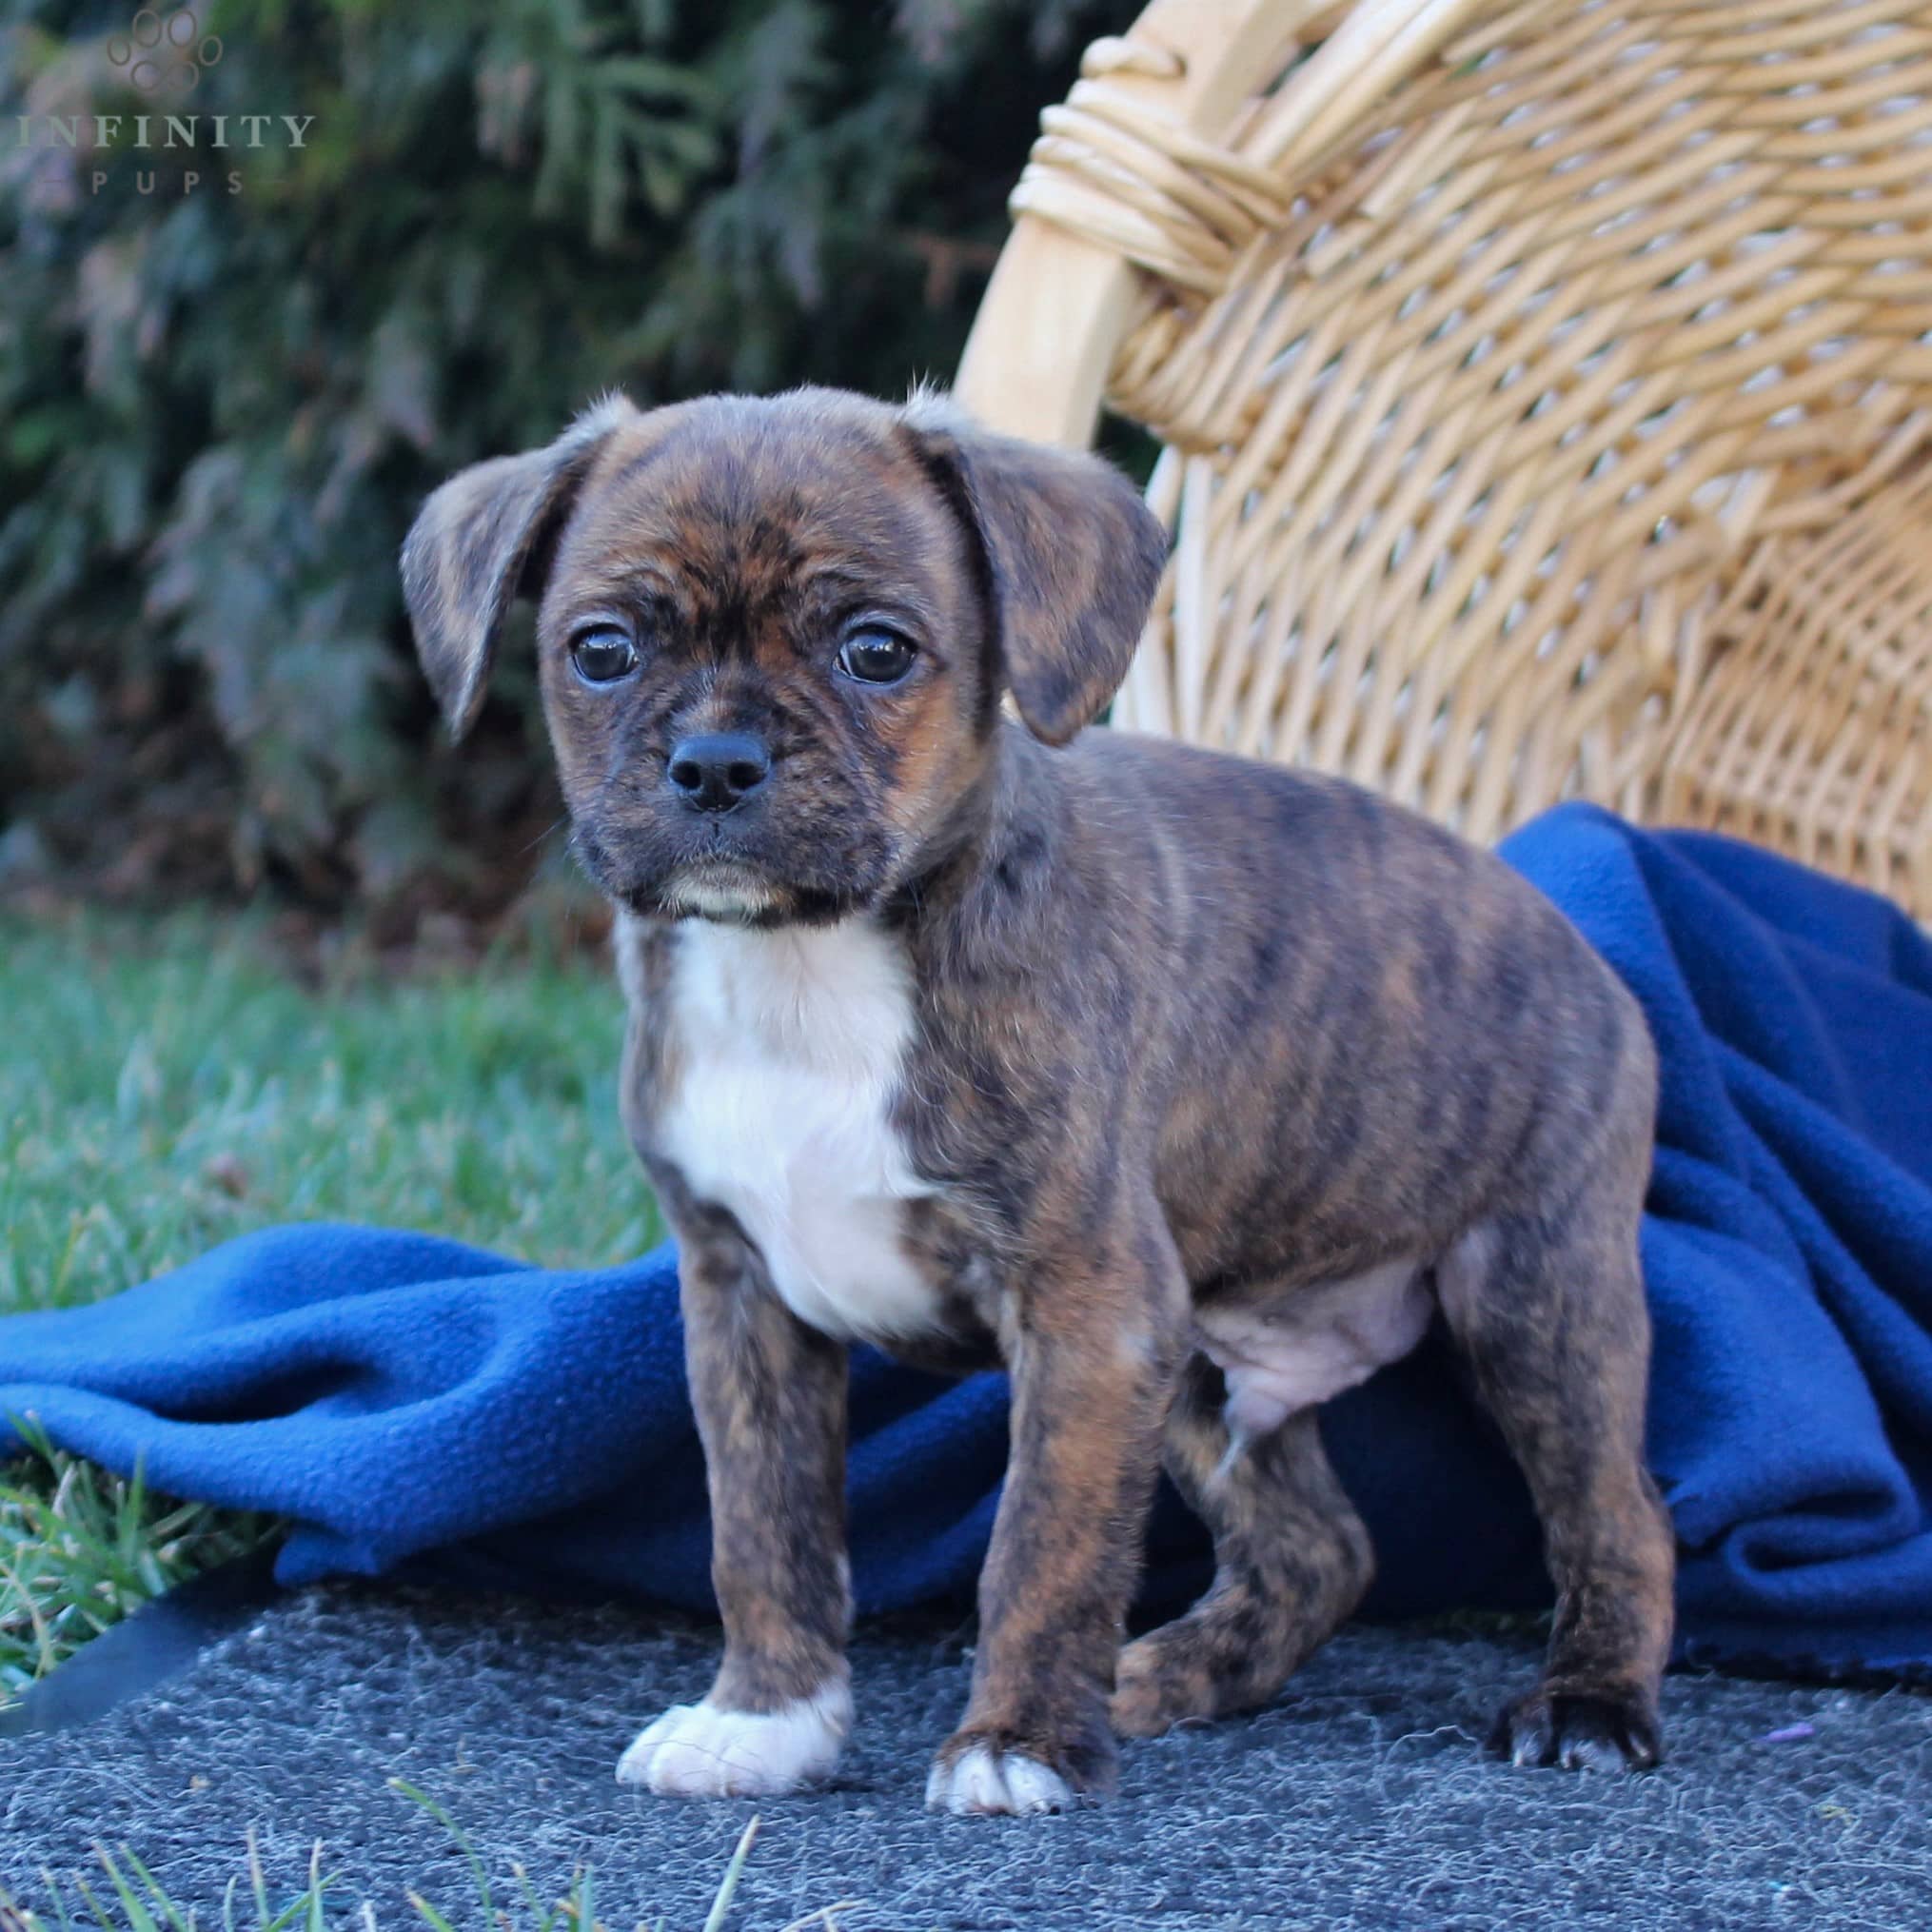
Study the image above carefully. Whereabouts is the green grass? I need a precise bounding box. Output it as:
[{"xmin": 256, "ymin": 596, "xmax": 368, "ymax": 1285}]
[
  {"xmin": 0, "ymin": 1420, "xmax": 275, "ymax": 1701},
  {"xmin": 1, "ymin": 910, "xmax": 663, "ymax": 1697},
  {"xmin": 0, "ymin": 1802, "xmax": 833, "ymax": 1931},
  {"xmin": 0, "ymin": 913, "xmax": 657, "ymax": 1312}
]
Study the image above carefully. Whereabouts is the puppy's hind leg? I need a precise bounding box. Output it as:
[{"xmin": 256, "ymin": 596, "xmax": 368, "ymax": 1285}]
[
  {"xmin": 1437, "ymin": 1193, "xmax": 1674, "ymax": 1773},
  {"xmin": 1112, "ymin": 1356, "xmax": 1374, "ymax": 1739}
]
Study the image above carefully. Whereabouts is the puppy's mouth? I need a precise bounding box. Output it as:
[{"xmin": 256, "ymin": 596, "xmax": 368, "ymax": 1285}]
[
  {"xmin": 576, "ymin": 818, "xmax": 882, "ymax": 929},
  {"xmin": 623, "ymin": 858, "xmax": 867, "ymax": 929},
  {"xmin": 647, "ymin": 858, "xmax": 779, "ymax": 923}
]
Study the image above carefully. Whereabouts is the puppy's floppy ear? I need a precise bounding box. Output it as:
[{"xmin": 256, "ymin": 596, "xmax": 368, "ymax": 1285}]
[
  {"xmin": 905, "ymin": 394, "xmax": 1168, "ymax": 745},
  {"xmin": 401, "ymin": 394, "xmax": 639, "ymax": 739}
]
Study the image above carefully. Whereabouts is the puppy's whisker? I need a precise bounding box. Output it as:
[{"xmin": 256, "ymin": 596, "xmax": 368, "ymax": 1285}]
[{"xmin": 521, "ymin": 814, "xmax": 569, "ymax": 860}]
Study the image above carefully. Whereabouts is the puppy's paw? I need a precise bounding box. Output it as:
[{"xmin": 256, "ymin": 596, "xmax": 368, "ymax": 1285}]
[
  {"xmin": 924, "ymin": 1724, "xmax": 1113, "ymax": 1816},
  {"xmin": 926, "ymin": 1745, "xmax": 1074, "ymax": 1817},
  {"xmin": 1488, "ymin": 1686, "xmax": 1663, "ymax": 1772},
  {"xmin": 617, "ymin": 1680, "xmax": 851, "ymax": 1797},
  {"xmin": 1111, "ymin": 1628, "xmax": 1217, "ymax": 1738}
]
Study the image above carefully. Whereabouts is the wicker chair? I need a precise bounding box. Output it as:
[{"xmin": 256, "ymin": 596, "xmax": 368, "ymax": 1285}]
[{"xmin": 955, "ymin": 0, "xmax": 1932, "ymax": 913}]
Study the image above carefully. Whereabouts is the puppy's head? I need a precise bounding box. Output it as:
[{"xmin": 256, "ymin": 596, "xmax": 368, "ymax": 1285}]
[{"xmin": 401, "ymin": 387, "xmax": 1165, "ymax": 925}]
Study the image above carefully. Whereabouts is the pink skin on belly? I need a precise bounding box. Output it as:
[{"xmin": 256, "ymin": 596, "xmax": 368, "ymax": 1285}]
[{"xmin": 1193, "ymin": 1260, "xmax": 1434, "ymax": 1441}]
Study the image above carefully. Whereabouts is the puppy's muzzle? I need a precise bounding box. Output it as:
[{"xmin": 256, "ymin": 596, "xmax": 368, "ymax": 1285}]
[{"xmin": 666, "ymin": 732, "xmax": 772, "ymax": 816}]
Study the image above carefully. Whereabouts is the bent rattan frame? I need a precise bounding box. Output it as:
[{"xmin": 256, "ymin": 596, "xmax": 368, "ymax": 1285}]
[{"xmin": 956, "ymin": 0, "xmax": 1932, "ymax": 913}]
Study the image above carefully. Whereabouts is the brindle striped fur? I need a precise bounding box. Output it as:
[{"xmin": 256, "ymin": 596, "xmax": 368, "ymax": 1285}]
[{"xmin": 403, "ymin": 386, "xmax": 1674, "ymax": 1806}]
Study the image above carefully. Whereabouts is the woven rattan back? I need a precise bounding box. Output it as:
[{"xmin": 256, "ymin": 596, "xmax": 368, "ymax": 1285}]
[{"xmin": 956, "ymin": 0, "xmax": 1932, "ymax": 909}]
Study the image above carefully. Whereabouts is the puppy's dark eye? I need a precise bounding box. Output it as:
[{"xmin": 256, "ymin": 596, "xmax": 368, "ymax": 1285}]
[
  {"xmin": 570, "ymin": 627, "xmax": 639, "ymax": 685},
  {"xmin": 837, "ymin": 628, "xmax": 917, "ymax": 686}
]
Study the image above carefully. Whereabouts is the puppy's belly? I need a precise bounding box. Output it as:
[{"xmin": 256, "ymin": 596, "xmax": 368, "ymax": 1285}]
[{"xmin": 1194, "ymin": 1259, "xmax": 1432, "ymax": 1439}]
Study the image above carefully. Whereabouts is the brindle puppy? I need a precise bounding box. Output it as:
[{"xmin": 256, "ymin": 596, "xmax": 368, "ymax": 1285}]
[{"xmin": 402, "ymin": 386, "xmax": 1674, "ymax": 1815}]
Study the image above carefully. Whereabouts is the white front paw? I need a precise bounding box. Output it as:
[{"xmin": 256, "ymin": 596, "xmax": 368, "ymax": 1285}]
[
  {"xmin": 616, "ymin": 1679, "xmax": 851, "ymax": 1797},
  {"xmin": 925, "ymin": 1745, "xmax": 1074, "ymax": 1817}
]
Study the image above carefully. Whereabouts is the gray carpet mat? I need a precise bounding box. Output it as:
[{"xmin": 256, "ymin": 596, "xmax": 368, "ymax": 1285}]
[{"xmin": 3, "ymin": 1585, "xmax": 1929, "ymax": 1930}]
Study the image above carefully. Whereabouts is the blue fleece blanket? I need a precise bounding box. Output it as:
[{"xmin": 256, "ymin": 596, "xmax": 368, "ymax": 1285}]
[{"xmin": 4, "ymin": 805, "xmax": 1931, "ymax": 1679}]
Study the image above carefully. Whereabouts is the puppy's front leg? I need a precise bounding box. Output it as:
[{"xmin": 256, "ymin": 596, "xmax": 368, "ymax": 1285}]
[
  {"xmin": 927, "ymin": 1219, "xmax": 1184, "ymax": 1816},
  {"xmin": 619, "ymin": 1222, "xmax": 852, "ymax": 1797}
]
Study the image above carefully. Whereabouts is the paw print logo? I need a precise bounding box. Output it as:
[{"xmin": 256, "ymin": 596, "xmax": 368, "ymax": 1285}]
[{"xmin": 108, "ymin": 9, "xmax": 224, "ymax": 95}]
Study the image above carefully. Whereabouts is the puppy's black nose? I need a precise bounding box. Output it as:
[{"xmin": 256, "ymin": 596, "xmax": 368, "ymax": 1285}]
[{"xmin": 665, "ymin": 732, "xmax": 772, "ymax": 814}]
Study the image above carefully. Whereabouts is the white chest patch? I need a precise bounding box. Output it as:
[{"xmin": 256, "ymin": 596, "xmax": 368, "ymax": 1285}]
[{"xmin": 652, "ymin": 917, "xmax": 938, "ymax": 1342}]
